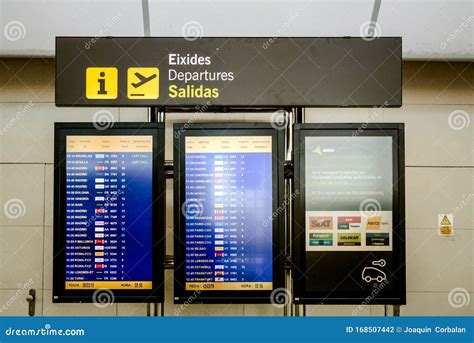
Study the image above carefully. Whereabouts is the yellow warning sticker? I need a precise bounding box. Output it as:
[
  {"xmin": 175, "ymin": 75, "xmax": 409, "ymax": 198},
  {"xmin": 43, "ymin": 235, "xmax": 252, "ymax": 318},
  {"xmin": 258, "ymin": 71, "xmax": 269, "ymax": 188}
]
[
  {"xmin": 440, "ymin": 215, "xmax": 451, "ymax": 226},
  {"xmin": 127, "ymin": 67, "xmax": 159, "ymax": 99},
  {"xmin": 438, "ymin": 214, "xmax": 454, "ymax": 237},
  {"xmin": 86, "ymin": 67, "xmax": 118, "ymax": 99}
]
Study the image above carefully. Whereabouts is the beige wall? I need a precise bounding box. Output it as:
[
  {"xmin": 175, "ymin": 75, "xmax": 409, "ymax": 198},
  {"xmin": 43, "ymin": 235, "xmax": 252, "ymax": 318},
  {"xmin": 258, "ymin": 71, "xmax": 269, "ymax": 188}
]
[{"xmin": 0, "ymin": 59, "xmax": 472, "ymax": 316}]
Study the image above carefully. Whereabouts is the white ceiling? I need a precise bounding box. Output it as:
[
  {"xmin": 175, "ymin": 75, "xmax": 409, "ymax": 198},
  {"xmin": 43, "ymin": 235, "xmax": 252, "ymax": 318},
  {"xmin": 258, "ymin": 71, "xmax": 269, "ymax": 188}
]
[{"xmin": 0, "ymin": 0, "xmax": 473, "ymax": 60}]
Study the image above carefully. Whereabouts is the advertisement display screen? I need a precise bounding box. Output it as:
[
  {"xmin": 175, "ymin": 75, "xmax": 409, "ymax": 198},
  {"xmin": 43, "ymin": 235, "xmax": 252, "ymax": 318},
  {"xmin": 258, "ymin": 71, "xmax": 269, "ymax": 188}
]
[
  {"xmin": 53, "ymin": 123, "xmax": 165, "ymax": 303},
  {"xmin": 293, "ymin": 124, "xmax": 405, "ymax": 305},
  {"xmin": 305, "ymin": 136, "xmax": 393, "ymax": 252},
  {"xmin": 174, "ymin": 124, "xmax": 285, "ymax": 303}
]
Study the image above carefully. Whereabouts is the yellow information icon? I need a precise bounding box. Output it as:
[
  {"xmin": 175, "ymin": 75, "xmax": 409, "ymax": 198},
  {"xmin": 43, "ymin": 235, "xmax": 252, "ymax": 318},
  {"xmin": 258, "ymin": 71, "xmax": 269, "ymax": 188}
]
[
  {"xmin": 85, "ymin": 67, "xmax": 118, "ymax": 99},
  {"xmin": 127, "ymin": 67, "xmax": 159, "ymax": 99}
]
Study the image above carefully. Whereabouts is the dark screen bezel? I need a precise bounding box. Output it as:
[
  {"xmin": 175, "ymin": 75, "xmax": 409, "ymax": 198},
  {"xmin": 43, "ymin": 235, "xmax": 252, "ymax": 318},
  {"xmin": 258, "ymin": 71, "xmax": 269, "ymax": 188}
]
[
  {"xmin": 292, "ymin": 123, "xmax": 406, "ymax": 305},
  {"xmin": 173, "ymin": 123, "xmax": 286, "ymax": 304},
  {"xmin": 53, "ymin": 122, "xmax": 165, "ymax": 303}
]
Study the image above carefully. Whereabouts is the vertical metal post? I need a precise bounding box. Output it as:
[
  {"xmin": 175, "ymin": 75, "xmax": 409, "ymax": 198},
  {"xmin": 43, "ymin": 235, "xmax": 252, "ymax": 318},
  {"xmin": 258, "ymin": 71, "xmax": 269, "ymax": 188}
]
[
  {"xmin": 149, "ymin": 106, "xmax": 165, "ymax": 316},
  {"xmin": 292, "ymin": 108, "xmax": 303, "ymax": 317},
  {"xmin": 368, "ymin": 0, "xmax": 382, "ymax": 38},
  {"xmin": 393, "ymin": 305, "xmax": 400, "ymax": 316},
  {"xmin": 283, "ymin": 109, "xmax": 291, "ymax": 317},
  {"xmin": 283, "ymin": 108, "xmax": 301, "ymax": 317},
  {"xmin": 26, "ymin": 289, "xmax": 36, "ymax": 316},
  {"xmin": 295, "ymin": 107, "xmax": 304, "ymax": 124},
  {"xmin": 147, "ymin": 303, "xmax": 151, "ymax": 316},
  {"xmin": 141, "ymin": 0, "xmax": 151, "ymax": 37},
  {"xmin": 149, "ymin": 107, "xmax": 162, "ymax": 122}
]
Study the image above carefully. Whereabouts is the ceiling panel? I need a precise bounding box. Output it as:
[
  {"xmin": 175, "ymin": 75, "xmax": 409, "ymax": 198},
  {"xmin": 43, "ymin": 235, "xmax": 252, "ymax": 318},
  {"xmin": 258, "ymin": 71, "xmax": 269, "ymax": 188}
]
[{"xmin": 0, "ymin": 0, "xmax": 472, "ymax": 60}]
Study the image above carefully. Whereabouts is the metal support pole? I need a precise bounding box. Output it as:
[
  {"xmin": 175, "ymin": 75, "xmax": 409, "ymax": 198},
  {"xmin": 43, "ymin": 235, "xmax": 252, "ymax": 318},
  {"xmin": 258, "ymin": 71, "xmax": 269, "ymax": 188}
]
[
  {"xmin": 368, "ymin": 0, "xmax": 382, "ymax": 38},
  {"xmin": 283, "ymin": 109, "xmax": 294, "ymax": 317},
  {"xmin": 150, "ymin": 107, "xmax": 165, "ymax": 122},
  {"xmin": 146, "ymin": 303, "xmax": 151, "ymax": 316},
  {"xmin": 292, "ymin": 108, "xmax": 303, "ymax": 316},
  {"xmin": 149, "ymin": 106, "xmax": 165, "ymax": 316},
  {"xmin": 283, "ymin": 108, "xmax": 304, "ymax": 317},
  {"xmin": 141, "ymin": 0, "xmax": 151, "ymax": 37},
  {"xmin": 393, "ymin": 305, "xmax": 400, "ymax": 316},
  {"xmin": 295, "ymin": 107, "xmax": 304, "ymax": 123}
]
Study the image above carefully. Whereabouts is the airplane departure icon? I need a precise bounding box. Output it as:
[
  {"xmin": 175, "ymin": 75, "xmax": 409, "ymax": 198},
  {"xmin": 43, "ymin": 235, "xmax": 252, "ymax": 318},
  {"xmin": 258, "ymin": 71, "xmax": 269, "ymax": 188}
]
[
  {"xmin": 127, "ymin": 67, "xmax": 159, "ymax": 99},
  {"xmin": 131, "ymin": 72, "xmax": 157, "ymax": 88}
]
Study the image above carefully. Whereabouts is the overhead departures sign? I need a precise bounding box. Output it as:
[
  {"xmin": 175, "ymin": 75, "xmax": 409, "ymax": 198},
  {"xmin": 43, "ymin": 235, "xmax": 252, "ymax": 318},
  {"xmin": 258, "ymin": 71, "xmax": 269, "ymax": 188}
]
[{"xmin": 56, "ymin": 37, "xmax": 402, "ymax": 108}]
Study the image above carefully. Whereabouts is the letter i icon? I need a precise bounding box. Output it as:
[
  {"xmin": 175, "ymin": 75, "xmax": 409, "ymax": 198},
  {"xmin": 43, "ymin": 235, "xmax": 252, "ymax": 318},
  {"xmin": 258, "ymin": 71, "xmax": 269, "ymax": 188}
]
[
  {"xmin": 98, "ymin": 72, "xmax": 107, "ymax": 95},
  {"xmin": 86, "ymin": 67, "xmax": 118, "ymax": 99}
]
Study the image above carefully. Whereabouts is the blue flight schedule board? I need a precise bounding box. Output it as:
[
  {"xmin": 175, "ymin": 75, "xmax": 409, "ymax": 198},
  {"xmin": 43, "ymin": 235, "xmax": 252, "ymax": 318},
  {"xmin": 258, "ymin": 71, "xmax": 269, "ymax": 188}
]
[
  {"xmin": 174, "ymin": 125, "xmax": 285, "ymax": 303},
  {"xmin": 64, "ymin": 135, "xmax": 153, "ymax": 290},
  {"xmin": 53, "ymin": 123, "xmax": 165, "ymax": 303},
  {"xmin": 184, "ymin": 136, "xmax": 273, "ymax": 291}
]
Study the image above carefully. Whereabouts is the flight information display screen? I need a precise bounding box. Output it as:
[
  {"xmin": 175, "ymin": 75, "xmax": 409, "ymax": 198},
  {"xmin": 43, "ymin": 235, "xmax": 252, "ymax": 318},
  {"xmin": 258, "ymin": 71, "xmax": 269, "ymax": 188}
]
[
  {"xmin": 64, "ymin": 135, "xmax": 153, "ymax": 290},
  {"xmin": 184, "ymin": 136, "xmax": 273, "ymax": 291}
]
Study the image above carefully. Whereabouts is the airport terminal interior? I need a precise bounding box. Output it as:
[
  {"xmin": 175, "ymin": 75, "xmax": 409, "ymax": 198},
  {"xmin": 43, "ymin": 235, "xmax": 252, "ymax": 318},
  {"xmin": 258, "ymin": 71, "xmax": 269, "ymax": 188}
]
[{"xmin": 0, "ymin": 1, "xmax": 473, "ymax": 318}]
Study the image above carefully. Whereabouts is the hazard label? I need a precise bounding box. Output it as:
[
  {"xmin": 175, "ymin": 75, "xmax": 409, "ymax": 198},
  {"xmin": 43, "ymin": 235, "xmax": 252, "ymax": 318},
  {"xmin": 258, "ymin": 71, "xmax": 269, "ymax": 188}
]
[{"xmin": 438, "ymin": 214, "xmax": 454, "ymax": 237}]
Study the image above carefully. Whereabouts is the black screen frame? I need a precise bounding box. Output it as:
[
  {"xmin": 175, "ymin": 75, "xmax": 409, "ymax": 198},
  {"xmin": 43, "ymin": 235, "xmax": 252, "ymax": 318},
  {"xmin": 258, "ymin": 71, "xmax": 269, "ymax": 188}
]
[
  {"xmin": 292, "ymin": 123, "xmax": 406, "ymax": 305},
  {"xmin": 173, "ymin": 123, "xmax": 286, "ymax": 304},
  {"xmin": 53, "ymin": 122, "xmax": 165, "ymax": 303}
]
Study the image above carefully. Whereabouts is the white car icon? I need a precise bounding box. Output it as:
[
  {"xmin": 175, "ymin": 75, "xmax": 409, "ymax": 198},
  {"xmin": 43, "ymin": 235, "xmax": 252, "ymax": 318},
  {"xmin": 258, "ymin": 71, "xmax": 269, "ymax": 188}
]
[{"xmin": 362, "ymin": 267, "xmax": 387, "ymax": 283}]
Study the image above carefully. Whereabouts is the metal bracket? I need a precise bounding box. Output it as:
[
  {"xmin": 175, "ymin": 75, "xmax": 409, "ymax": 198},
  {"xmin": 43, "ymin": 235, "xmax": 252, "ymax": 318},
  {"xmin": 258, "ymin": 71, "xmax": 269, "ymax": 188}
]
[
  {"xmin": 26, "ymin": 289, "xmax": 36, "ymax": 316},
  {"xmin": 284, "ymin": 160, "xmax": 293, "ymax": 179},
  {"xmin": 164, "ymin": 160, "xmax": 174, "ymax": 179},
  {"xmin": 164, "ymin": 255, "xmax": 174, "ymax": 269}
]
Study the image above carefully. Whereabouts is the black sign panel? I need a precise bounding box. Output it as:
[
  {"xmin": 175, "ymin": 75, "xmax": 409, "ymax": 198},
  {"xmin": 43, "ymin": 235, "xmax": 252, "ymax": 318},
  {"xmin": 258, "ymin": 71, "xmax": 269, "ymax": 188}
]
[
  {"xmin": 292, "ymin": 123, "xmax": 405, "ymax": 304},
  {"xmin": 56, "ymin": 37, "xmax": 402, "ymax": 108},
  {"xmin": 53, "ymin": 123, "xmax": 165, "ymax": 303},
  {"xmin": 173, "ymin": 123, "xmax": 286, "ymax": 303}
]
